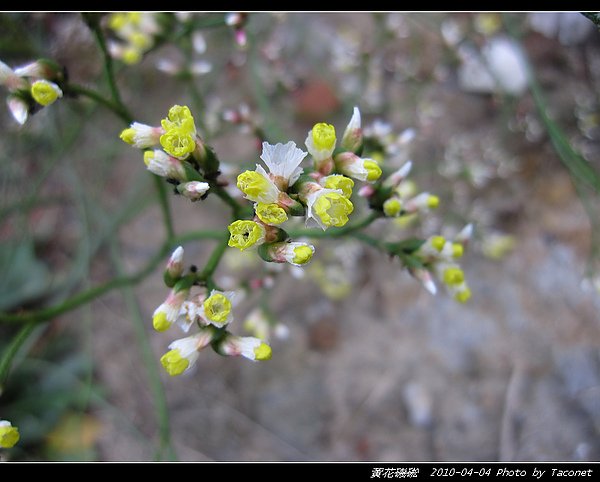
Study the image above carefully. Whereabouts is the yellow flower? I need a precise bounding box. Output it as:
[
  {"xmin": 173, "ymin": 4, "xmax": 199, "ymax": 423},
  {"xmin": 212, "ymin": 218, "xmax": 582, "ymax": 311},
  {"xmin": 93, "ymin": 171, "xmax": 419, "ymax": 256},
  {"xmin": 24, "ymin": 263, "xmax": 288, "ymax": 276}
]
[
  {"xmin": 236, "ymin": 169, "xmax": 280, "ymax": 204},
  {"xmin": 0, "ymin": 421, "xmax": 19, "ymax": 448},
  {"xmin": 255, "ymin": 203, "xmax": 288, "ymax": 225},
  {"xmin": 290, "ymin": 244, "xmax": 314, "ymax": 265},
  {"xmin": 30, "ymin": 79, "xmax": 62, "ymax": 106},
  {"xmin": 160, "ymin": 127, "xmax": 196, "ymax": 159},
  {"xmin": 119, "ymin": 122, "xmax": 161, "ymax": 148},
  {"xmin": 442, "ymin": 267, "xmax": 465, "ymax": 286},
  {"xmin": 307, "ymin": 190, "xmax": 354, "ymax": 229},
  {"xmin": 160, "ymin": 349, "xmax": 190, "ymax": 376},
  {"xmin": 305, "ymin": 123, "xmax": 337, "ymax": 162},
  {"xmin": 228, "ymin": 220, "xmax": 266, "ymax": 251},
  {"xmin": 160, "ymin": 331, "xmax": 213, "ymax": 376},
  {"xmin": 383, "ymin": 198, "xmax": 402, "ymax": 217},
  {"xmin": 161, "ymin": 105, "xmax": 196, "ymax": 135},
  {"xmin": 454, "ymin": 286, "xmax": 472, "ymax": 303},
  {"xmin": 335, "ymin": 152, "xmax": 382, "ymax": 182},
  {"xmin": 364, "ymin": 160, "xmax": 382, "ymax": 182},
  {"xmin": 263, "ymin": 242, "xmax": 315, "ymax": 266},
  {"xmin": 322, "ymin": 175, "xmax": 354, "ymax": 198},
  {"xmin": 201, "ymin": 290, "xmax": 234, "ymax": 327},
  {"xmin": 219, "ymin": 335, "xmax": 272, "ymax": 361},
  {"xmin": 312, "ymin": 123, "xmax": 336, "ymax": 151}
]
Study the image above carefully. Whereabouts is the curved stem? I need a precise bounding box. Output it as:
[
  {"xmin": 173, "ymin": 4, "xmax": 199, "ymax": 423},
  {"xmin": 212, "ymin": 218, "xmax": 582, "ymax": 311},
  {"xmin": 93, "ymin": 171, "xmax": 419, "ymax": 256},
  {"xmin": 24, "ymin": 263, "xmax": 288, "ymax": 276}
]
[
  {"xmin": 198, "ymin": 234, "xmax": 230, "ymax": 291},
  {"xmin": 108, "ymin": 240, "xmax": 176, "ymax": 461},
  {"xmin": 210, "ymin": 184, "xmax": 247, "ymax": 219},
  {"xmin": 90, "ymin": 21, "xmax": 126, "ymax": 114},
  {"xmin": 0, "ymin": 322, "xmax": 37, "ymax": 390},
  {"xmin": 154, "ymin": 177, "xmax": 175, "ymax": 239},
  {"xmin": 65, "ymin": 83, "xmax": 130, "ymax": 124},
  {"xmin": 0, "ymin": 230, "xmax": 224, "ymax": 325}
]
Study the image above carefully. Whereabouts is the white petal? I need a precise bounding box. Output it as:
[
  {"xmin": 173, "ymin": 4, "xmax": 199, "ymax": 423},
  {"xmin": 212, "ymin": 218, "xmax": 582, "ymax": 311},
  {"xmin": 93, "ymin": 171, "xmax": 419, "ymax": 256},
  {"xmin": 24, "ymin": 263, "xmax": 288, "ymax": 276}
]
[
  {"xmin": 260, "ymin": 141, "xmax": 307, "ymax": 185},
  {"xmin": 7, "ymin": 97, "xmax": 28, "ymax": 125}
]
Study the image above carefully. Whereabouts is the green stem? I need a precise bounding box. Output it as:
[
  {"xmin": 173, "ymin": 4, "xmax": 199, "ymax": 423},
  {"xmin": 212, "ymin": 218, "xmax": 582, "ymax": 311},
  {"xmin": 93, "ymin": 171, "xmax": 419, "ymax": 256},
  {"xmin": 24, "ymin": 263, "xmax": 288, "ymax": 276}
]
[
  {"xmin": 90, "ymin": 21, "xmax": 125, "ymax": 111},
  {"xmin": 210, "ymin": 184, "xmax": 246, "ymax": 218},
  {"xmin": 198, "ymin": 234, "xmax": 230, "ymax": 290},
  {"xmin": 153, "ymin": 177, "xmax": 175, "ymax": 240},
  {"xmin": 108, "ymin": 240, "xmax": 177, "ymax": 461},
  {"xmin": 0, "ymin": 230, "xmax": 224, "ymax": 325},
  {"xmin": 0, "ymin": 322, "xmax": 37, "ymax": 389},
  {"xmin": 65, "ymin": 83, "xmax": 131, "ymax": 124}
]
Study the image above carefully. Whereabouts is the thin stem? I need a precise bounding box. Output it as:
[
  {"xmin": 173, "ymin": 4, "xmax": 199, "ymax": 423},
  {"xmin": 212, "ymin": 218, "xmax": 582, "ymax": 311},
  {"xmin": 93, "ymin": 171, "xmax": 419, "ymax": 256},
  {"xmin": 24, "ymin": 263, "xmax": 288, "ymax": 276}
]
[
  {"xmin": 90, "ymin": 21, "xmax": 125, "ymax": 112},
  {"xmin": 210, "ymin": 184, "xmax": 247, "ymax": 218},
  {"xmin": 153, "ymin": 176, "xmax": 175, "ymax": 240},
  {"xmin": 0, "ymin": 230, "xmax": 224, "ymax": 325},
  {"xmin": 65, "ymin": 83, "xmax": 131, "ymax": 124},
  {"xmin": 0, "ymin": 322, "xmax": 37, "ymax": 389},
  {"xmin": 198, "ymin": 234, "xmax": 230, "ymax": 291},
  {"xmin": 108, "ymin": 240, "xmax": 177, "ymax": 461}
]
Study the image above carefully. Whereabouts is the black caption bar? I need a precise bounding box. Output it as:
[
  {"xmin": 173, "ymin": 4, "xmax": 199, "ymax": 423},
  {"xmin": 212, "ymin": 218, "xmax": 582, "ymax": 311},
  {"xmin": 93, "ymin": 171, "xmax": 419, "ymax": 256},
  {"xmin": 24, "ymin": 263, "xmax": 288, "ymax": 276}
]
[{"xmin": 0, "ymin": 461, "xmax": 598, "ymax": 476}]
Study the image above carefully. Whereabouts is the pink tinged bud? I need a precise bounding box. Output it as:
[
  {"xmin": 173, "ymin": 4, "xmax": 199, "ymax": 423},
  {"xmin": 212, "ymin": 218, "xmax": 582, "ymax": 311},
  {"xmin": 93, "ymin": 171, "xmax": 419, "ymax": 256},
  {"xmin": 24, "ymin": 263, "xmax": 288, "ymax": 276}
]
[
  {"xmin": 7, "ymin": 96, "xmax": 28, "ymax": 125},
  {"xmin": 234, "ymin": 28, "xmax": 247, "ymax": 48},
  {"xmin": 341, "ymin": 106, "xmax": 363, "ymax": 153},
  {"xmin": 455, "ymin": 223, "xmax": 474, "ymax": 245},
  {"xmin": 412, "ymin": 268, "xmax": 437, "ymax": 295},
  {"xmin": 358, "ymin": 185, "xmax": 376, "ymax": 198},
  {"xmin": 178, "ymin": 181, "xmax": 210, "ymax": 200},
  {"xmin": 166, "ymin": 246, "xmax": 184, "ymax": 279},
  {"xmin": 386, "ymin": 161, "xmax": 413, "ymax": 187}
]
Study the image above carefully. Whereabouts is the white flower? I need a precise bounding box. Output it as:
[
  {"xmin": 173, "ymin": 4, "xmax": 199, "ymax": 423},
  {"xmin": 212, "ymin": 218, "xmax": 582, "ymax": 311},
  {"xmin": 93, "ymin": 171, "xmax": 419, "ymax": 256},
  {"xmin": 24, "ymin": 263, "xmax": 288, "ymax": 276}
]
[
  {"xmin": 152, "ymin": 287, "xmax": 189, "ymax": 332},
  {"xmin": 220, "ymin": 335, "xmax": 272, "ymax": 361},
  {"xmin": 143, "ymin": 149, "xmax": 186, "ymax": 180},
  {"xmin": 175, "ymin": 300, "xmax": 198, "ymax": 333},
  {"xmin": 160, "ymin": 330, "xmax": 213, "ymax": 376},
  {"xmin": 334, "ymin": 152, "xmax": 382, "ymax": 182},
  {"xmin": 305, "ymin": 122, "xmax": 337, "ymax": 163},
  {"xmin": 303, "ymin": 186, "xmax": 354, "ymax": 230},
  {"xmin": 268, "ymin": 242, "xmax": 315, "ymax": 267},
  {"xmin": 236, "ymin": 165, "xmax": 281, "ymax": 204},
  {"xmin": 260, "ymin": 141, "xmax": 307, "ymax": 188},
  {"xmin": 120, "ymin": 122, "xmax": 163, "ymax": 148},
  {"xmin": 404, "ymin": 192, "xmax": 439, "ymax": 213},
  {"xmin": 197, "ymin": 290, "xmax": 235, "ymax": 327}
]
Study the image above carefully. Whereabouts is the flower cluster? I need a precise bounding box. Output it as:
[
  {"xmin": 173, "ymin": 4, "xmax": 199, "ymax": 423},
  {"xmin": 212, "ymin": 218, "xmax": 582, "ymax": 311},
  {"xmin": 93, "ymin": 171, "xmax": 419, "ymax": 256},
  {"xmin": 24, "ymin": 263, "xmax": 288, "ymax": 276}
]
[
  {"xmin": 229, "ymin": 107, "xmax": 382, "ymax": 266},
  {"xmin": 379, "ymin": 161, "xmax": 440, "ymax": 219},
  {"xmin": 410, "ymin": 225, "xmax": 473, "ymax": 303},
  {"xmin": 0, "ymin": 420, "xmax": 19, "ymax": 448},
  {"xmin": 154, "ymin": 247, "xmax": 272, "ymax": 376},
  {"xmin": 120, "ymin": 105, "xmax": 211, "ymax": 200},
  {"xmin": 0, "ymin": 58, "xmax": 64, "ymax": 124},
  {"xmin": 106, "ymin": 12, "xmax": 161, "ymax": 65}
]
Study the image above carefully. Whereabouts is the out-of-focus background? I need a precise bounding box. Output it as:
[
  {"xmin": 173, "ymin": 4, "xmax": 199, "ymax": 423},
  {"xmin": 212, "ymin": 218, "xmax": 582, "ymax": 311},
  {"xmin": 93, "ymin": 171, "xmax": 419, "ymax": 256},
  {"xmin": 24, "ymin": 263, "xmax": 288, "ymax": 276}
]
[{"xmin": 1, "ymin": 12, "xmax": 600, "ymax": 461}]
